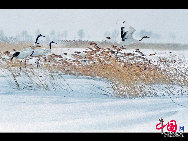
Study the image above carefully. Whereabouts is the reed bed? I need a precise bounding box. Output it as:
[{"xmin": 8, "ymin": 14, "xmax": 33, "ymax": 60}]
[{"xmin": 0, "ymin": 41, "xmax": 187, "ymax": 98}]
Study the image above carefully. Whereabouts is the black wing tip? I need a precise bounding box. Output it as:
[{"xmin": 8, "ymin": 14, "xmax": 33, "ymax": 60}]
[{"xmin": 13, "ymin": 52, "xmax": 20, "ymax": 57}]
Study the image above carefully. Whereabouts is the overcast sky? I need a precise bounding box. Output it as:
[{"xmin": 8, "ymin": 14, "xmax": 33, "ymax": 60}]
[{"xmin": 0, "ymin": 9, "xmax": 188, "ymax": 43}]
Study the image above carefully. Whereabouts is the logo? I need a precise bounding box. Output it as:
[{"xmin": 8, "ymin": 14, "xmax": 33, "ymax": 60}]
[{"xmin": 156, "ymin": 118, "xmax": 184, "ymax": 137}]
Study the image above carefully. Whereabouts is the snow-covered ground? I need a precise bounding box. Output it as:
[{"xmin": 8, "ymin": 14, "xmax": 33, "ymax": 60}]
[{"xmin": 0, "ymin": 46, "xmax": 188, "ymax": 132}]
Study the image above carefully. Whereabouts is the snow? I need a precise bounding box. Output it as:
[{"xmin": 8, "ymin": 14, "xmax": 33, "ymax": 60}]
[
  {"xmin": 0, "ymin": 46, "xmax": 188, "ymax": 132},
  {"xmin": 51, "ymin": 47, "xmax": 88, "ymax": 60}
]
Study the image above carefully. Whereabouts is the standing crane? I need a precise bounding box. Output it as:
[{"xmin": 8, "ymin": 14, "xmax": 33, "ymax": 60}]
[
  {"xmin": 31, "ymin": 41, "xmax": 57, "ymax": 67},
  {"xmin": 11, "ymin": 34, "xmax": 45, "ymax": 68}
]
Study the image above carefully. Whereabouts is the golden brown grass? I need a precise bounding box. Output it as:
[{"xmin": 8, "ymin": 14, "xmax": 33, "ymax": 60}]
[
  {"xmin": 41, "ymin": 43, "xmax": 188, "ymax": 97},
  {"xmin": 0, "ymin": 42, "xmax": 33, "ymax": 52},
  {"xmin": 0, "ymin": 42, "xmax": 54, "ymax": 52},
  {"xmin": 0, "ymin": 41, "xmax": 188, "ymax": 97}
]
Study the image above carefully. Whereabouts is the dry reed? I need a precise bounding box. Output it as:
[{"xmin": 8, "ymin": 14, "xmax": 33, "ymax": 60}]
[{"xmin": 0, "ymin": 41, "xmax": 187, "ymax": 97}]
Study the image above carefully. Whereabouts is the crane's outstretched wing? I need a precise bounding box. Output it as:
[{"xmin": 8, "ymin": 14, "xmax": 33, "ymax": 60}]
[
  {"xmin": 121, "ymin": 25, "xmax": 136, "ymax": 40},
  {"xmin": 125, "ymin": 25, "xmax": 136, "ymax": 39}
]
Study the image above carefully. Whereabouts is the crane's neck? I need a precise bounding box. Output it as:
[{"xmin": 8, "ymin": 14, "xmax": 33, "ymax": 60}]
[
  {"xmin": 139, "ymin": 36, "xmax": 144, "ymax": 41},
  {"xmin": 35, "ymin": 35, "xmax": 41, "ymax": 44},
  {"xmin": 49, "ymin": 42, "xmax": 53, "ymax": 50},
  {"xmin": 139, "ymin": 36, "xmax": 150, "ymax": 41}
]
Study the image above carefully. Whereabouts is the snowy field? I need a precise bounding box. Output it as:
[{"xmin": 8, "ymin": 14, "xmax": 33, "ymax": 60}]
[{"xmin": 0, "ymin": 45, "xmax": 188, "ymax": 132}]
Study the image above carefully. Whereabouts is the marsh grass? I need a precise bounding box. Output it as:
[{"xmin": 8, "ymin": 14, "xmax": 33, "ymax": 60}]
[{"xmin": 0, "ymin": 41, "xmax": 188, "ymax": 98}]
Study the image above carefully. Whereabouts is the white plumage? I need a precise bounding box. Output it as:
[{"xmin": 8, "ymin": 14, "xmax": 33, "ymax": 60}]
[
  {"xmin": 120, "ymin": 21, "xmax": 150, "ymax": 45},
  {"xmin": 11, "ymin": 47, "xmax": 34, "ymax": 61},
  {"xmin": 31, "ymin": 41, "xmax": 57, "ymax": 68},
  {"xmin": 31, "ymin": 41, "xmax": 57, "ymax": 57},
  {"xmin": 31, "ymin": 47, "xmax": 50, "ymax": 57},
  {"xmin": 11, "ymin": 34, "xmax": 45, "ymax": 67}
]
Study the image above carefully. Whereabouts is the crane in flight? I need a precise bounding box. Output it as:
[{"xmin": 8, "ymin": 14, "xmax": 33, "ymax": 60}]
[{"xmin": 120, "ymin": 21, "xmax": 150, "ymax": 45}]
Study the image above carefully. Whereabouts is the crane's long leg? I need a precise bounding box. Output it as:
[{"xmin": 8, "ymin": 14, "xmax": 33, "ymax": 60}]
[
  {"xmin": 20, "ymin": 60, "xmax": 22, "ymax": 71},
  {"xmin": 37, "ymin": 57, "xmax": 40, "ymax": 68},
  {"xmin": 24, "ymin": 59, "xmax": 27, "ymax": 68}
]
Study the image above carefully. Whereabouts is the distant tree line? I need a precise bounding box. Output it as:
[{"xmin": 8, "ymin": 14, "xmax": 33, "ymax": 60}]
[
  {"xmin": 137, "ymin": 30, "xmax": 161, "ymax": 39},
  {"xmin": 0, "ymin": 29, "xmax": 88, "ymax": 43},
  {"xmin": 1, "ymin": 28, "xmax": 173, "ymax": 43}
]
